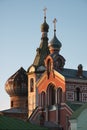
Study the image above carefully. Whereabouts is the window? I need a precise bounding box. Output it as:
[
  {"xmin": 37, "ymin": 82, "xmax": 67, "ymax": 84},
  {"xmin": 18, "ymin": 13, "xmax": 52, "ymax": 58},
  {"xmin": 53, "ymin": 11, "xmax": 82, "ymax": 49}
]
[
  {"xmin": 30, "ymin": 78, "xmax": 34, "ymax": 92},
  {"xmin": 47, "ymin": 59, "xmax": 51, "ymax": 79},
  {"xmin": 76, "ymin": 87, "xmax": 80, "ymax": 101},
  {"xmin": 11, "ymin": 101, "xmax": 13, "ymax": 107},
  {"xmin": 41, "ymin": 92, "xmax": 45, "ymax": 107},
  {"xmin": 57, "ymin": 88, "xmax": 62, "ymax": 104},
  {"xmin": 47, "ymin": 59, "xmax": 51, "ymax": 72},
  {"xmin": 51, "ymin": 87, "xmax": 55, "ymax": 105},
  {"xmin": 47, "ymin": 85, "xmax": 55, "ymax": 105}
]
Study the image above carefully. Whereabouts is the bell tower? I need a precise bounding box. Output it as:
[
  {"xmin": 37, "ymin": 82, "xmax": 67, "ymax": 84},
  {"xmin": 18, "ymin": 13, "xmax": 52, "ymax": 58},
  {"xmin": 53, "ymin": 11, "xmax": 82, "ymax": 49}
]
[{"xmin": 27, "ymin": 8, "xmax": 50, "ymax": 117}]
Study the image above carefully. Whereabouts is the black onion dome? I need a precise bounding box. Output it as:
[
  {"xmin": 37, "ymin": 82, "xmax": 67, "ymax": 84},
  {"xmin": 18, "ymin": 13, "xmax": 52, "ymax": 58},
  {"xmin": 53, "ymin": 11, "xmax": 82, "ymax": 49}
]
[
  {"xmin": 48, "ymin": 35, "xmax": 62, "ymax": 49},
  {"xmin": 5, "ymin": 67, "xmax": 28, "ymax": 97},
  {"xmin": 41, "ymin": 17, "xmax": 49, "ymax": 32}
]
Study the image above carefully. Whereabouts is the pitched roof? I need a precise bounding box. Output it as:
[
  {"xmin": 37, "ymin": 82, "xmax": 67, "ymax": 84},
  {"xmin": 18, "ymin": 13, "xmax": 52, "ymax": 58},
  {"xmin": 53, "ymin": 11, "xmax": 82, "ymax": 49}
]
[
  {"xmin": 0, "ymin": 108, "xmax": 27, "ymax": 113},
  {"xmin": 33, "ymin": 39, "xmax": 50, "ymax": 67},
  {"xmin": 0, "ymin": 115, "xmax": 47, "ymax": 130},
  {"xmin": 60, "ymin": 68, "xmax": 87, "ymax": 79},
  {"xmin": 66, "ymin": 101, "xmax": 83, "ymax": 111},
  {"xmin": 70, "ymin": 103, "xmax": 87, "ymax": 120}
]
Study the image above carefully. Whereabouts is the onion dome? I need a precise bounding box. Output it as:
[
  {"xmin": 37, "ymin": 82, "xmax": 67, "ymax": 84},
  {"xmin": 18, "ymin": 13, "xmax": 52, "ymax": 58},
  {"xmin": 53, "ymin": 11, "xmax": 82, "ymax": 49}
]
[
  {"xmin": 41, "ymin": 8, "xmax": 49, "ymax": 32},
  {"xmin": 5, "ymin": 67, "xmax": 28, "ymax": 97},
  {"xmin": 49, "ymin": 35, "xmax": 62, "ymax": 49},
  {"xmin": 41, "ymin": 18, "xmax": 49, "ymax": 32},
  {"xmin": 48, "ymin": 18, "xmax": 62, "ymax": 53}
]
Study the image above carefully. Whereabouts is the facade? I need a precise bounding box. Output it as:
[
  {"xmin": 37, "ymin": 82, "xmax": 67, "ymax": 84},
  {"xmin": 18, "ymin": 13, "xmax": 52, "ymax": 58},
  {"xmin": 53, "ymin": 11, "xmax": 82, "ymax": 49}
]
[
  {"xmin": 27, "ymin": 11, "xmax": 87, "ymax": 130},
  {"xmin": 1, "ymin": 9, "xmax": 87, "ymax": 130}
]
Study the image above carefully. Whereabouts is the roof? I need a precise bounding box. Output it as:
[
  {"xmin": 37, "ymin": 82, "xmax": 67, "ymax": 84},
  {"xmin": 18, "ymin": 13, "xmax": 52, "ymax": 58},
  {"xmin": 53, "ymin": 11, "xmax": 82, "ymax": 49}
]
[
  {"xmin": 41, "ymin": 20, "xmax": 49, "ymax": 32},
  {"xmin": 0, "ymin": 108, "xmax": 27, "ymax": 114},
  {"xmin": 70, "ymin": 103, "xmax": 87, "ymax": 120},
  {"xmin": 48, "ymin": 35, "xmax": 62, "ymax": 49},
  {"xmin": 60, "ymin": 68, "xmax": 87, "ymax": 79},
  {"xmin": 5, "ymin": 67, "xmax": 28, "ymax": 96},
  {"xmin": 66, "ymin": 101, "xmax": 83, "ymax": 111},
  {"xmin": 0, "ymin": 115, "xmax": 47, "ymax": 130},
  {"xmin": 33, "ymin": 39, "xmax": 50, "ymax": 67}
]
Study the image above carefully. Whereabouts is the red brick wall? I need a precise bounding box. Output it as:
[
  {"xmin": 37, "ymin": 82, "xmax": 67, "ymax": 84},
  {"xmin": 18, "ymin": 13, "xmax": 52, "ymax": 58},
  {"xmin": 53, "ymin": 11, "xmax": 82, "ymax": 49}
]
[
  {"xmin": 48, "ymin": 110, "xmax": 56, "ymax": 122},
  {"xmin": 10, "ymin": 96, "xmax": 27, "ymax": 108},
  {"xmin": 60, "ymin": 107, "xmax": 72, "ymax": 130}
]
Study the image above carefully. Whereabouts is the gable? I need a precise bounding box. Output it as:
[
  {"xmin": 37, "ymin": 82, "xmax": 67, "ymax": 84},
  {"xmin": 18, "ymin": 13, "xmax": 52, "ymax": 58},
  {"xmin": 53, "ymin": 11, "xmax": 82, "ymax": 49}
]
[{"xmin": 36, "ymin": 70, "xmax": 65, "ymax": 93}]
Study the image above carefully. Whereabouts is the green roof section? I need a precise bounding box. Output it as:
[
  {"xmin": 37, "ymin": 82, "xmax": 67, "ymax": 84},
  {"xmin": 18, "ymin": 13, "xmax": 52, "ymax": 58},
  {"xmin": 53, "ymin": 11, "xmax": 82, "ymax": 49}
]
[
  {"xmin": 70, "ymin": 103, "xmax": 87, "ymax": 120},
  {"xmin": 66, "ymin": 101, "xmax": 83, "ymax": 112},
  {"xmin": 0, "ymin": 115, "xmax": 48, "ymax": 130}
]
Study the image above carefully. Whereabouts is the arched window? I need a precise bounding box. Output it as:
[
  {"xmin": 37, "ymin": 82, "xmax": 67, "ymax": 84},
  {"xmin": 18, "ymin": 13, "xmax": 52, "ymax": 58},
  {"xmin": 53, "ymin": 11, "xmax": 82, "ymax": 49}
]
[
  {"xmin": 47, "ymin": 85, "xmax": 56, "ymax": 106},
  {"xmin": 41, "ymin": 91, "xmax": 45, "ymax": 107},
  {"xmin": 57, "ymin": 88, "xmax": 62, "ymax": 104},
  {"xmin": 76, "ymin": 87, "xmax": 80, "ymax": 101},
  {"xmin": 47, "ymin": 59, "xmax": 51, "ymax": 78},
  {"xmin": 51, "ymin": 87, "xmax": 55, "ymax": 105},
  {"xmin": 30, "ymin": 78, "xmax": 34, "ymax": 92},
  {"xmin": 11, "ymin": 101, "xmax": 13, "ymax": 107}
]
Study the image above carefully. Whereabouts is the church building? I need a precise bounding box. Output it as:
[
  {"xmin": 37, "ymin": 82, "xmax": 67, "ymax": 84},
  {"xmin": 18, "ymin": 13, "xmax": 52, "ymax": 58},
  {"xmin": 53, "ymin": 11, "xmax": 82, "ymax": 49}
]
[
  {"xmin": 1, "ymin": 9, "xmax": 87, "ymax": 130},
  {"xmin": 27, "ymin": 9, "xmax": 87, "ymax": 130}
]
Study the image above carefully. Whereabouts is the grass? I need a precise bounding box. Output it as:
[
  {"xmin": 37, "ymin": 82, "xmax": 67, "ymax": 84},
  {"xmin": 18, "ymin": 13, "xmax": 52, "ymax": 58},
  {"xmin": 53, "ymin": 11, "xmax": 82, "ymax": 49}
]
[{"xmin": 0, "ymin": 115, "xmax": 48, "ymax": 130}]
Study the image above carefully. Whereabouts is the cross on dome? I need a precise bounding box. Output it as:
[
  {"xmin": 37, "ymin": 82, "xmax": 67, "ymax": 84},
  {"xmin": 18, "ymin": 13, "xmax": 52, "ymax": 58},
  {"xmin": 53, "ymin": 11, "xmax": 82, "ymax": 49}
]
[
  {"xmin": 43, "ymin": 7, "xmax": 47, "ymax": 17},
  {"xmin": 53, "ymin": 18, "xmax": 57, "ymax": 35},
  {"xmin": 41, "ymin": 7, "xmax": 49, "ymax": 33}
]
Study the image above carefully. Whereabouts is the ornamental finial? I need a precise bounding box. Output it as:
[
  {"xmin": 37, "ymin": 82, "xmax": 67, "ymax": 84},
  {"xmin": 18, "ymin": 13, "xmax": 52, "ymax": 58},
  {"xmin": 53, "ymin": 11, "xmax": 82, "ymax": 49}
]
[
  {"xmin": 43, "ymin": 7, "xmax": 47, "ymax": 22},
  {"xmin": 53, "ymin": 18, "xmax": 57, "ymax": 35},
  {"xmin": 53, "ymin": 18, "xmax": 57, "ymax": 30},
  {"xmin": 43, "ymin": 7, "xmax": 47, "ymax": 17}
]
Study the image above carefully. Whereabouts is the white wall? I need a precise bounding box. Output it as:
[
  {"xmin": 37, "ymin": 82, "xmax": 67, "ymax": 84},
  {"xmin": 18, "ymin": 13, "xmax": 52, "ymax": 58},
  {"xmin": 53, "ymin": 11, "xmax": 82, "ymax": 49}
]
[
  {"xmin": 77, "ymin": 109, "xmax": 87, "ymax": 130},
  {"xmin": 69, "ymin": 119, "xmax": 77, "ymax": 130},
  {"xmin": 70, "ymin": 109, "xmax": 87, "ymax": 130}
]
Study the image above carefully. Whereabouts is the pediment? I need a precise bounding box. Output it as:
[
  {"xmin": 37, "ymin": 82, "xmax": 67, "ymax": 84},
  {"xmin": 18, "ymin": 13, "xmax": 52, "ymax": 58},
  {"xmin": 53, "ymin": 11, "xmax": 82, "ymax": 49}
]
[{"xmin": 36, "ymin": 70, "xmax": 65, "ymax": 93}]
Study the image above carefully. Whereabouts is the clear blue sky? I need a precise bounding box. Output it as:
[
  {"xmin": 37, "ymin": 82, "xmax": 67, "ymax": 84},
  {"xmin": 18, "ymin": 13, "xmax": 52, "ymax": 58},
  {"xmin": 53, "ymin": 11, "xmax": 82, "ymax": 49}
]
[{"xmin": 0, "ymin": 0, "xmax": 87, "ymax": 110}]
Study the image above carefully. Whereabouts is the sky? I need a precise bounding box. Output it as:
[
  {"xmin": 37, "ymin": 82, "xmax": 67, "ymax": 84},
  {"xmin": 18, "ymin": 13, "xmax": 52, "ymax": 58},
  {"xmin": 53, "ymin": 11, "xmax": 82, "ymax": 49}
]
[{"xmin": 0, "ymin": 0, "xmax": 87, "ymax": 110}]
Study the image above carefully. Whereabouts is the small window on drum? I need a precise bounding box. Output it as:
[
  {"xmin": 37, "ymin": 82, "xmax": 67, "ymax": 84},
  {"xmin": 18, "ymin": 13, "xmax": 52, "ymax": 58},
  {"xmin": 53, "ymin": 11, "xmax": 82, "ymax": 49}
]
[
  {"xmin": 30, "ymin": 78, "xmax": 34, "ymax": 92},
  {"xmin": 11, "ymin": 101, "xmax": 13, "ymax": 107}
]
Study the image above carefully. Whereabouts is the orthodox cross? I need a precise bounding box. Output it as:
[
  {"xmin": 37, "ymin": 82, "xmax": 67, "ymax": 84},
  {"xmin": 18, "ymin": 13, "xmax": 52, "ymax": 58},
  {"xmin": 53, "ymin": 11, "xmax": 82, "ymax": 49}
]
[
  {"xmin": 53, "ymin": 18, "xmax": 57, "ymax": 30},
  {"xmin": 43, "ymin": 7, "xmax": 47, "ymax": 18},
  {"xmin": 53, "ymin": 18, "xmax": 57, "ymax": 35}
]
